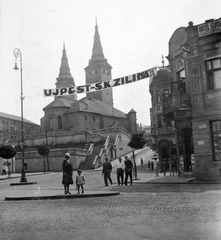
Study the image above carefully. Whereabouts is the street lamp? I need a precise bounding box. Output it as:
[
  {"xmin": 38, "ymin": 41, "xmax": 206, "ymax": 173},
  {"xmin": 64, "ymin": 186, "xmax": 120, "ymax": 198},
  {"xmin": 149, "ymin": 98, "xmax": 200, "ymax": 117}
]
[{"xmin": 13, "ymin": 48, "xmax": 27, "ymax": 182}]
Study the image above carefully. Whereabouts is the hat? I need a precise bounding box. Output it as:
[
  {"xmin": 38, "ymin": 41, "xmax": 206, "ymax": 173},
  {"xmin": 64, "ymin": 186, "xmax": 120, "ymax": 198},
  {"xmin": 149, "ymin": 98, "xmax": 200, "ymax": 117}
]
[
  {"xmin": 65, "ymin": 153, "xmax": 71, "ymax": 157},
  {"xmin": 77, "ymin": 169, "xmax": 82, "ymax": 172}
]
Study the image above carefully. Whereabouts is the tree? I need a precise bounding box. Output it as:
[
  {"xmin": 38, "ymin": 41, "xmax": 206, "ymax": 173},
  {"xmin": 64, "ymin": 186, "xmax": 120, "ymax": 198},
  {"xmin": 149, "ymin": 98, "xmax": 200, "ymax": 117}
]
[
  {"xmin": 37, "ymin": 145, "xmax": 50, "ymax": 172},
  {"xmin": 128, "ymin": 133, "xmax": 147, "ymax": 180},
  {"xmin": 37, "ymin": 145, "xmax": 50, "ymax": 156},
  {"xmin": 0, "ymin": 145, "xmax": 17, "ymax": 159}
]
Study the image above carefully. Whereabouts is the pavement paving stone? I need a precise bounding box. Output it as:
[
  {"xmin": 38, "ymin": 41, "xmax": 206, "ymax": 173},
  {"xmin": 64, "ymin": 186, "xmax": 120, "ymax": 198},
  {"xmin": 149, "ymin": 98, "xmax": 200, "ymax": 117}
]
[{"xmin": 1, "ymin": 170, "xmax": 221, "ymax": 239}]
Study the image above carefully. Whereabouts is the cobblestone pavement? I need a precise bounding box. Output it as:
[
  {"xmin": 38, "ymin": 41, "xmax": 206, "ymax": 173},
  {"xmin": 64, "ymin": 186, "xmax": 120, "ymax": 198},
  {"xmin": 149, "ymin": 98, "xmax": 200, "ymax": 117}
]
[{"xmin": 0, "ymin": 172, "xmax": 221, "ymax": 240}]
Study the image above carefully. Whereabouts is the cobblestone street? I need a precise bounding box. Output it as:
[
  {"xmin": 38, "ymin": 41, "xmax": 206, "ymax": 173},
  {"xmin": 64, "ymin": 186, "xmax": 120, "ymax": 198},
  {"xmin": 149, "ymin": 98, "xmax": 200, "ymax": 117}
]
[{"xmin": 0, "ymin": 171, "xmax": 221, "ymax": 240}]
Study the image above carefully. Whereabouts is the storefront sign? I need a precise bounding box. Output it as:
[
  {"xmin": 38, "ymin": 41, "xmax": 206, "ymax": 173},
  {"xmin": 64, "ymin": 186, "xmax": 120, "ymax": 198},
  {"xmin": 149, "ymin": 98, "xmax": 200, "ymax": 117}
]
[
  {"xmin": 198, "ymin": 19, "xmax": 221, "ymax": 37},
  {"xmin": 198, "ymin": 141, "xmax": 204, "ymax": 145}
]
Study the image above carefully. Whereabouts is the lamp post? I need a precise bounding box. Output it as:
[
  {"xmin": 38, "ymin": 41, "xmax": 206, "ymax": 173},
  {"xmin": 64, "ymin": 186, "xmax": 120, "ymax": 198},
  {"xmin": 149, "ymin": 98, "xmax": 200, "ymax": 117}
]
[{"xmin": 13, "ymin": 48, "xmax": 27, "ymax": 182}]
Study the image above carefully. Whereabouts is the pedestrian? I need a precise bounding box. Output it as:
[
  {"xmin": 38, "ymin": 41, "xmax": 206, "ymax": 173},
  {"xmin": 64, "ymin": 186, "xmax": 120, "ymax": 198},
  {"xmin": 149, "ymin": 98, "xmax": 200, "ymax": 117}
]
[
  {"xmin": 168, "ymin": 158, "xmax": 175, "ymax": 176},
  {"xmin": 75, "ymin": 169, "xmax": 85, "ymax": 194},
  {"xmin": 147, "ymin": 160, "xmax": 151, "ymax": 171},
  {"xmin": 162, "ymin": 158, "xmax": 167, "ymax": 177},
  {"xmin": 2, "ymin": 162, "xmax": 7, "ymax": 175},
  {"xmin": 102, "ymin": 157, "xmax": 113, "ymax": 186},
  {"xmin": 153, "ymin": 157, "xmax": 159, "ymax": 177},
  {"xmin": 62, "ymin": 153, "xmax": 73, "ymax": 194},
  {"xmin": 141, "ymin": 158, "xmax": 143, "ymax": 165},
  {"xmin": 151, "ymin": 160, "xmax": 154, "ymax": 171},
  {"xmin": 116, "ymin": 157, "xmax": 125, "ymax": 186},
  {"xmin": 124, "ymin": 156, "xmax": 133, "ymax": 186}
]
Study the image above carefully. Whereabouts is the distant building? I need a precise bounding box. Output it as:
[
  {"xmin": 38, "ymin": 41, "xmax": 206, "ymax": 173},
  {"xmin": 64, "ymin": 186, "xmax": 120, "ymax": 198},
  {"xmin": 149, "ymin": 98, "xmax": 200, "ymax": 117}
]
[
  {"xmin": 149, "ymin": 65, "xmax": 176, "ymax": 167},
  {"xmin": 0, "ymin": 112, "xmax": 41, "ymax": 144},
  {"xmin": 41, "ymin": 23, "xmax": 137, "ymax": 135}
]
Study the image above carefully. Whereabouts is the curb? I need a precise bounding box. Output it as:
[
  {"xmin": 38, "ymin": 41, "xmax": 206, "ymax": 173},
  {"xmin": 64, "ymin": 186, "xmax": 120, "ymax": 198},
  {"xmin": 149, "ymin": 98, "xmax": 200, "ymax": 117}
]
[
  {"xmin": 10, "ymin": 182, "xmax": 38, "ymax": 186},
  {"xmin": 4, "ymin": 191, "xmax": 120, "ymax": 201},
  {"xmin": 138, "ymin": 181, "xmax": 221, "ymax": 184}
]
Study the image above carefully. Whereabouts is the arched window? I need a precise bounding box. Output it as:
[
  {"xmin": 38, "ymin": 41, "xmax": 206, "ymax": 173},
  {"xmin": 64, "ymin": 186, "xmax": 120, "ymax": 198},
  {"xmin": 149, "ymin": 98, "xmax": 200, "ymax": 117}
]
[{"xmin": 58, "ymin": 116, "xmax": 62, "ymax": 129}]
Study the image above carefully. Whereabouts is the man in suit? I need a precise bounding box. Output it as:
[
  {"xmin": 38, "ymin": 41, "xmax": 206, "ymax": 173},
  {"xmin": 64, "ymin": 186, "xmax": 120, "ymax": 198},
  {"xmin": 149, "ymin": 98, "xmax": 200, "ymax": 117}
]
[
  {"xmin": 124, "ymin": 156, "xmax": 133, "ymax": 186},
  {"xmin": 102, "ymin": 157, "xmax": 113, "ymax": 186}
]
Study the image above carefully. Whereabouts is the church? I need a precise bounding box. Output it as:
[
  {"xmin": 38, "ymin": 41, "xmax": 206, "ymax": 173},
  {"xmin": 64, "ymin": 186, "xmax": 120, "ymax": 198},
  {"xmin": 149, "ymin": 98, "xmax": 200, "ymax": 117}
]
[{"xmin": 41, "ymin": 23, "xmax": 137, "ymax": 134}]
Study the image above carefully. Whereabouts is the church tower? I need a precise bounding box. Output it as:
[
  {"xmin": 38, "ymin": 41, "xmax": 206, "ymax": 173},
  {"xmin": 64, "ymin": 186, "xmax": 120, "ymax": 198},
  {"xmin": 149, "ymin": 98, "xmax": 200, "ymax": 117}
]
[
  {"xmin": 84, "ymin": 21, "xmax": 113, "ymax": 106},
  {"xmin": 56, "ymin": 43, "xmax": 77, "ymax": 101}
]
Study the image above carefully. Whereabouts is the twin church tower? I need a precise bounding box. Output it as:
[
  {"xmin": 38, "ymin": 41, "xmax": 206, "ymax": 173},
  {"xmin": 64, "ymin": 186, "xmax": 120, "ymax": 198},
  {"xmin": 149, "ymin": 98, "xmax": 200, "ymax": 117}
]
[{"xmin": 41, "ymin": 23, "xmax": 137, "ymax": 134}]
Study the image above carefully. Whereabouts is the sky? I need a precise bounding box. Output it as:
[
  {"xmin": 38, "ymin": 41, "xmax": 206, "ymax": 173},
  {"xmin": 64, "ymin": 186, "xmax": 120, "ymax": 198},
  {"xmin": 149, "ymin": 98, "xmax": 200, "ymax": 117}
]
[{"xmin": 0, "ymin": 0, "xmax": 220, "ymax": 126}]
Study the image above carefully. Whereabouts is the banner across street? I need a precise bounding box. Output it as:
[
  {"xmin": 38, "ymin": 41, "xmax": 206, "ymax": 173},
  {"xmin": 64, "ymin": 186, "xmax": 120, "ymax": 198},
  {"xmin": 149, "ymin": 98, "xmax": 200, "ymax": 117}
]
[{"xmin": 43, "ymin": 66, "xmax": 157, "ymax": 97}]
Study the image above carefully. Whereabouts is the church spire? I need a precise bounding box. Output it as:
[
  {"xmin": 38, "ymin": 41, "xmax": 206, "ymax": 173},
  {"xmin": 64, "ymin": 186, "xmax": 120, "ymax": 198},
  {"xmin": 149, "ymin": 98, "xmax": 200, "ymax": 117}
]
[
  {"xmin": 56, "ymin": 43, "xmax": 76, "ymax": 97},
  {"xmin": 57, "ymin": 42, "xmax": 72, "ymax": 79},
  {"xmin": 91, "ymin": 19, "xmax": 105, "ymax": 61}
]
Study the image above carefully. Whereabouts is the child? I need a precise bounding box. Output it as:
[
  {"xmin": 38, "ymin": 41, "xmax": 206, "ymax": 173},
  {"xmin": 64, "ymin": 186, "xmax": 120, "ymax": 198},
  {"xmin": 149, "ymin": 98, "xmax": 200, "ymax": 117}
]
[{"xmin": 76, "ymin": 169, "xmax": 85, "ymax": 194}]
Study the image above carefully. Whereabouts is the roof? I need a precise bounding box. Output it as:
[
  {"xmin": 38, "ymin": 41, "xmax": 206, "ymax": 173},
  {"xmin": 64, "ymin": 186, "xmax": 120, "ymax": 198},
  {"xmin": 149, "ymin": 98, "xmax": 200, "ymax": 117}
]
[
  {"xmin": 43, "ymin": 97, "xmax": 76, "ymax": 110},
  {"xmin": 66, "ymin": 97, "xmax": 127, "ymax": 118},
  {"xmin": 150, "ymin": 68, "xmax": 172, "ymax": 85},
  {"xmin": 0, "ymin": 112, "xmax": 39, "ymax": 125}
]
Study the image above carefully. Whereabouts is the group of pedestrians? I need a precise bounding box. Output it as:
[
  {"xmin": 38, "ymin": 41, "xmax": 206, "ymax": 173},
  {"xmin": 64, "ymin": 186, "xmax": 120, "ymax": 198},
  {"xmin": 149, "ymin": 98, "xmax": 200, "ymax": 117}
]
[
  {"xmin": 61, "ymin": 153, "xmax": 134, "ymax": 194},
  {"xmin": 151, "ymin": 155, "xmax": 176, "ymax": 177},
  {"xmin": 1, "ymin": 161, "xmax": 11, "ymax": 177},
  {"xmin": 102, "ymin": 156, "xmax": 133, "ymax": 187}
]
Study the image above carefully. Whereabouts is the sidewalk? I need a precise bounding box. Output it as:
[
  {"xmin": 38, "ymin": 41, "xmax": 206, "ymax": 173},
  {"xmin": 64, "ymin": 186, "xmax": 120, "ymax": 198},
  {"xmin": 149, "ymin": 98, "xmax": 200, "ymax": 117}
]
[{"xmin": 1, "ymin": 170, "xmax": 220, "ymax": 201}]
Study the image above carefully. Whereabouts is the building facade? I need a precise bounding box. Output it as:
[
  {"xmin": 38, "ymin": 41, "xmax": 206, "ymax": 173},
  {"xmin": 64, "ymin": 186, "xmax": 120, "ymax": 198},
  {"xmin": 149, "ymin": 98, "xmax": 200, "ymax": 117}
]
[
  {"xmin": 149, "ymin": 66, "xmax": 178, "ymax": 168},
  {"xmin": 185, "ymin": 18, "xmax": 221, "ymax": 180},
  {"xmin": 150, "ymin": 18, "xmax": 221, "ymax": 180},
  {"xmin": 0, "ymin": 112, "xmax": 41, "ymax": 144}
]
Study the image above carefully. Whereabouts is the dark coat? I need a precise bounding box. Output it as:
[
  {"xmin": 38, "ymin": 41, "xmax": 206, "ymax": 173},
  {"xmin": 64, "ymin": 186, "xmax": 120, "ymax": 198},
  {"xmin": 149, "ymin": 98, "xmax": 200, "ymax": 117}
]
[
  {"xmin": 124, "ymin": 159, "xmax": 133, "ymax": 173},
  {"xmin": 102, "ymin": 162, "xmax": 112, "ymax": 174},
  {"xmin": 62, "ymin": 160, "xmax": 73, "ymax": 185}
]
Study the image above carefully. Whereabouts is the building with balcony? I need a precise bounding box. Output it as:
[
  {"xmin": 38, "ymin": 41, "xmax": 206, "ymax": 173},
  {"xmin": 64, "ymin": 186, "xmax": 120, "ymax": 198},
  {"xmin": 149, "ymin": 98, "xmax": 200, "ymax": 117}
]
[
  {"xmin": 150, "ymin": 17, "xmax": 221, "ymax": 180},
  {"xmin": 149, "ymin": 66, "xmax": 178, "ymax": 168}
]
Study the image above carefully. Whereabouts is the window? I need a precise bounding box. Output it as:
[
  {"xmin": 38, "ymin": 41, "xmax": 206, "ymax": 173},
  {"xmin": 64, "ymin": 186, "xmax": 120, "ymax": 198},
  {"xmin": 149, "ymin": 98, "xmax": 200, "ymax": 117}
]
[
  {"xmin": 5, "ymin": 122, "xmax": 9, "ymax": 131},
  {"xmin": 211, "ymin": 120, "xmax": 221, "ymax": 161},
  {"xmin": 85, "ymin": 115, "xmax": 87, "ymax": 120},
  {"xmin": 93, "ymin": 116, "xmax": 95, "ymax": 121},
  {"xmin": 58, "ymin": 116, "xmax": 62, "ymax": 129},
  {"xmin": 49, "ymin": 119, "xmax": 53, "ymax": 130},
  {"xmin": 156, "ymin": 90, "xmax": 160, "ymax": 103},
  {"xmin": 177, "ymin": 69, "xmax": 186, "ymax": 93},
  {"xmin": 206, "ymin": 58, "xmax": 221, "ymax": 90},
  {"xmin": 164, "ymin": 89, "xmax": 169, "ymax": 98},
  {"xmin": 157, "ymin": 114, "xmax": 162, "ymax": 128}
]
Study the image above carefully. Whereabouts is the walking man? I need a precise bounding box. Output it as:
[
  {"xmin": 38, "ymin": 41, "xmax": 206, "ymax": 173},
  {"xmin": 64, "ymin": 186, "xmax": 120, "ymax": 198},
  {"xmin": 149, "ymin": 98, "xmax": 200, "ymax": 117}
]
[
  {"xmin": 116, "ymin": 157, "xmax": 125, "ymax": 186},
  {"xmin": 124, "ymin": 156, "xmax": 133, "ymax": 186},
  {"xmin": 102, "ymin": 157, "xmax": 113, "ymax": 186}
]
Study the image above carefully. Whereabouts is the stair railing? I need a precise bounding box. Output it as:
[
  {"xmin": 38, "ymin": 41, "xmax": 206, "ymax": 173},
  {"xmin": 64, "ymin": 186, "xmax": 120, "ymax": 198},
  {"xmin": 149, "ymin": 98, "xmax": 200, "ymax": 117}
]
[{"xmin": 92, "ymin": 136, "xmax": 111, "ymax": 169}]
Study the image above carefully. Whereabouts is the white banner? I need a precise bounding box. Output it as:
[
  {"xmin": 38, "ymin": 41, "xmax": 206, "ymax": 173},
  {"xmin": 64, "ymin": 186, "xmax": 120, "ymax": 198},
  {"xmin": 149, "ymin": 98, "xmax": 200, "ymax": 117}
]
[{"xmin": 43, "ymin": 66, "xmax": 157, "ymax": 97}]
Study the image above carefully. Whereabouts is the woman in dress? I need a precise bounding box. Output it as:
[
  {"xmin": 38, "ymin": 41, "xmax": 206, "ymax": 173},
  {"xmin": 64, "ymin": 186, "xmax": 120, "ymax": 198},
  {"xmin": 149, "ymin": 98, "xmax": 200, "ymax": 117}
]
[{"xmin": 62, "ymin": 153, "xmax": 73, "ymax": 194}]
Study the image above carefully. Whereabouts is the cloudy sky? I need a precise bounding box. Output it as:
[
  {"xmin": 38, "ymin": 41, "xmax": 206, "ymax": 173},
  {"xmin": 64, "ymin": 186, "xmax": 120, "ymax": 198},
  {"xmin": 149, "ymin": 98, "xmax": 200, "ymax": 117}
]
[{"xmin": 0, "ymin": 0, "xmax": 220, "ymax": 126}]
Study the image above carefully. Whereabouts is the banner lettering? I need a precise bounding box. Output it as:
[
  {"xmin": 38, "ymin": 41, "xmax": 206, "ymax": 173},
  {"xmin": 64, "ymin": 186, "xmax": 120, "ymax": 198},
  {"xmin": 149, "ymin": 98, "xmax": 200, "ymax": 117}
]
[{"xmin": 43, "ymin": 66, "xmax": 157, "ymax": 97}]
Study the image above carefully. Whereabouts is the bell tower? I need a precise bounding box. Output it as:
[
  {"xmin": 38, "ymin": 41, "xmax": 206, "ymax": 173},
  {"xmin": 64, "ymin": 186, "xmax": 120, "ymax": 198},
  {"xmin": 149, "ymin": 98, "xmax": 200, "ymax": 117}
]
[{"xmin": 84, "ymin": 21, "xmax": 113, "ymax": 106}]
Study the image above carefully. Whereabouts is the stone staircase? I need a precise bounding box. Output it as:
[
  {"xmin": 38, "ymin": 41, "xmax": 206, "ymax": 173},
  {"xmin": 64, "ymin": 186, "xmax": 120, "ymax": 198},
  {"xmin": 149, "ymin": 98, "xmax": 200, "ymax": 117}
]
[{"xmin": 78, "ymin": 143, "xmax": 104, "ymax": 170}]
